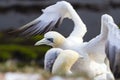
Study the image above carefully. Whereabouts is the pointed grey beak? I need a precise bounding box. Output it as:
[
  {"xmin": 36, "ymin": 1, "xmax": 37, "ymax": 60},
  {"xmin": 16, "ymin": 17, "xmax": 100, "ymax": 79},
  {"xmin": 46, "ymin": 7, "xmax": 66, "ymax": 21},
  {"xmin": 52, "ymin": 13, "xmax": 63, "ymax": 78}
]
[{"xmin": 34, "ymin": 38, "xmax": 48, "ymax": 46}]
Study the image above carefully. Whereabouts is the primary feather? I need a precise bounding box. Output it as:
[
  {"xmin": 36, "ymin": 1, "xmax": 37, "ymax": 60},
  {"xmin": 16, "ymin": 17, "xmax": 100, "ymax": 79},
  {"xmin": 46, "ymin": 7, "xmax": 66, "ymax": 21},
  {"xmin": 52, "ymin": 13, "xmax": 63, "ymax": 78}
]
[
  {"xmin": 105, "ymin": 21, "xmax": 120, "ymax": 78},
  {"xmin": 12, "ymin": 1, "xmax": 86, "ymax": 39}
]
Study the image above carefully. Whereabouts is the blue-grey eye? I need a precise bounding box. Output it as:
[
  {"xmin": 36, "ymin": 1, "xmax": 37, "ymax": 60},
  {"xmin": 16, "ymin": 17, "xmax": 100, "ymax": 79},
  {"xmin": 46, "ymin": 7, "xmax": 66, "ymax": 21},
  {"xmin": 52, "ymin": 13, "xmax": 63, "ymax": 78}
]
[{"xmin": 47, "ymin": 38, "xmax": 54, "ymax": 43}]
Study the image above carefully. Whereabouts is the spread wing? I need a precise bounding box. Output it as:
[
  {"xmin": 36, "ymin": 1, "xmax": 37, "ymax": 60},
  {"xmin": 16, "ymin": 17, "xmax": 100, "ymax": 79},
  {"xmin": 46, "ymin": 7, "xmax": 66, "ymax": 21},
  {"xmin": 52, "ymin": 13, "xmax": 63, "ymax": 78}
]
[
  {"xmin": 105, "ymin": 22, "xmax": 120, "ymax": 78},
  {"xmin": 82, "ymin": 14, "xmax": 114, "ymax": 63},
  {"xmin": 10, "ymin": 1, "xmax": 87, "ymax": 39},
  {"xmin": 10, "ymin": 1, "xmax": 71, "ymax": 36}
]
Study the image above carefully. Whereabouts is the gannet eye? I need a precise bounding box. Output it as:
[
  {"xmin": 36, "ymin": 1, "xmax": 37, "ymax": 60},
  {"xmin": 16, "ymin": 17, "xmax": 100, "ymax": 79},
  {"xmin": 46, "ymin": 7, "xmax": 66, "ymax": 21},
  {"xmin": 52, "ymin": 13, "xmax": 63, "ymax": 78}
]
[{"xmin": 47, "ymin": 38, "xmax": 54, "ymax": 43}]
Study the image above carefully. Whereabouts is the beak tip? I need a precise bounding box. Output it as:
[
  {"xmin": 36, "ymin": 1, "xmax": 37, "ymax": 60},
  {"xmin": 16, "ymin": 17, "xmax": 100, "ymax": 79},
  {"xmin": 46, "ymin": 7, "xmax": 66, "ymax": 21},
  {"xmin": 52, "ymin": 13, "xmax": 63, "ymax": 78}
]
[{"xmin": 34, "ymin": 39, "xmax": 46, "ymax": 46}]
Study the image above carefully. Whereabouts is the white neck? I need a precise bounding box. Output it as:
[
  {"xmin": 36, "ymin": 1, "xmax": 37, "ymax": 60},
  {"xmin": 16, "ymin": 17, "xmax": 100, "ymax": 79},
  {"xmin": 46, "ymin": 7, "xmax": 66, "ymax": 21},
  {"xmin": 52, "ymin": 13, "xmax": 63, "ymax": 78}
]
[
  {"xmin": 52, "ymin": 60, "xmax": 72, "ymax": 75},
  {"xmin": 65, "ymin": 3, "xmax": 87, "ymax": 38},
  {"xmin": 52, "ymin": 50, "xmax": 79, "ymax": 75}
]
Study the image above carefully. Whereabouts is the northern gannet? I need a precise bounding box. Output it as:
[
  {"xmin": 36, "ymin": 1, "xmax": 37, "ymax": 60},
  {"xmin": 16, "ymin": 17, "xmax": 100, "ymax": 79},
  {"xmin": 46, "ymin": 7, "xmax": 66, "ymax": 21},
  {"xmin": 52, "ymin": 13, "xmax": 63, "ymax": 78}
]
[
  {"xmin": 11, "ymin": 1, "xmax": 118, "ymax": 78},
  {"xmin": 45, "ymin": 48, "xmax": 113, "ymax": 80},
  {"xmin": 34, "ymin": 13, "xmax": 108, "ymax": 63},
  {"xmin": 12, "ymin": 1, "xmax": 87, "ymax": 46},
  {"xmin": 36, "ymin": 14, "xmax": 115, "ymax": 80}
]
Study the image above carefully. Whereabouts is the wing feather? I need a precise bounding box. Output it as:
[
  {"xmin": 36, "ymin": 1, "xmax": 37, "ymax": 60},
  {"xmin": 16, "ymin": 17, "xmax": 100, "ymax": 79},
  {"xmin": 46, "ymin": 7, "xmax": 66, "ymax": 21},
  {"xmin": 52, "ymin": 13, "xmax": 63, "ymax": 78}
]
[
  {"xmin": 44, "ymin": 48, "xmax": 63, "ymax": 72},
  {"xmin": 105, "ymin": 22, "xmax": 120, "ymax": 78},
  {"xmin": 10, "ymin": 2, "xmax": 66, "ymax": 36}
]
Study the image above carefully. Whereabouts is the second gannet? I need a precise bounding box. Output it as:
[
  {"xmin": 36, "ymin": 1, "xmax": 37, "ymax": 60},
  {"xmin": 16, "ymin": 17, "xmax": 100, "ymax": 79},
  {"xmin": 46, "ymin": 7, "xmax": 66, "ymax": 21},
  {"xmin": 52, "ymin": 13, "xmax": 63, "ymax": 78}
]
[{"xmin": 45, "ymin": 48, "xmax": 113, "ymax": 80}]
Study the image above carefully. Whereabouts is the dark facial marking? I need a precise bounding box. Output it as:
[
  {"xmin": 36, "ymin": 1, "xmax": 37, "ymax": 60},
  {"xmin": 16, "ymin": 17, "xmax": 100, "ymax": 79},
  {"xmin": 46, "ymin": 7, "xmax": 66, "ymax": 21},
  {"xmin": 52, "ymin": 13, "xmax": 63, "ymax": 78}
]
[{"xmin": 47, "ymin": 38, "xmax": 54, "ymax": 43}]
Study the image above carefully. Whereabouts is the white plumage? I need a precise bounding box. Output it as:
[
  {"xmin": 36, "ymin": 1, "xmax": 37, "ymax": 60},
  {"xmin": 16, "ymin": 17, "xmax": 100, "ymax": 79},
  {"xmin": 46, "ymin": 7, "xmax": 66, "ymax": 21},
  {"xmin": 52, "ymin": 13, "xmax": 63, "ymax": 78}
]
[
  {"xmin": 51, "ymin": 49, "xmax": 80, "ymax": 75},
  {"xmin": 105, "ymin": 19, "xmax": 120, "ymax": 78},
  {"xmin": 11, "ymin": 1, "xmax": 120, "ymax": 79},
  {"xmin": 14, "ymin": 1, "xmax": 86, "ymax": 45},
  {"xmin": 45, "ymin": 48, "xmax": 112, "ymax": 80},
  {"xmin": 35, "ymin": 13, "xmax": 115, "ymax": 79}
]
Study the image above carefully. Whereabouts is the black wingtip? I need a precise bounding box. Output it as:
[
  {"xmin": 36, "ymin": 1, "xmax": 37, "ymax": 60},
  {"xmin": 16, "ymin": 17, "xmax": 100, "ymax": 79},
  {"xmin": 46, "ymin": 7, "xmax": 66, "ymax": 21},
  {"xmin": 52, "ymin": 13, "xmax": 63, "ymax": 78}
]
[
  {"xmin": 8, "ymin": 28, "xmax": 21, "ymax": 36},
  {"xmin": 8, "ymin": 20, "xmax": 41, "ymax": 37}
]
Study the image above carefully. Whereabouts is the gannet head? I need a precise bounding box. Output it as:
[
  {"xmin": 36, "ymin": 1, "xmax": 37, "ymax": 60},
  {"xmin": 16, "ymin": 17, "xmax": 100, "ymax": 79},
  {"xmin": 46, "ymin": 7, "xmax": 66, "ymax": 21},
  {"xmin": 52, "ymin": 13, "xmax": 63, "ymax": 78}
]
[
  {"xmin": 35, "ymin": 31, "xmax": 66, "ymax": 47},
  {"xmin": 52, "ymin": 50, "xmax": 81, "ymax": 75}
]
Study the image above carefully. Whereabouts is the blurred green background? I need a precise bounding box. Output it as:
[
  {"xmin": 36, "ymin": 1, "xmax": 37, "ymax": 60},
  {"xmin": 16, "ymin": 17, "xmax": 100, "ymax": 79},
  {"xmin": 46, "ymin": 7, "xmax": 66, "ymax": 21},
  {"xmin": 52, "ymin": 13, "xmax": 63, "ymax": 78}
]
[{"xmin": 0, "ymin": 31, "xmax": 51, "ymax": 72}]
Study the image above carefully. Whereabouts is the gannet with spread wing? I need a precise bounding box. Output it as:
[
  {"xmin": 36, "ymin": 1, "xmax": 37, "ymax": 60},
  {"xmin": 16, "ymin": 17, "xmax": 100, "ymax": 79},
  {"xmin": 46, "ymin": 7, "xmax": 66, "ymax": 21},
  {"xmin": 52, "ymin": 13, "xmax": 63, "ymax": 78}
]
[
  {"xmin": 42, "ymin": 14, "xmax": 114, "ymax": 80},
  {"xmin": 43, "ymin": 14, "xmax": 115, "ymax": 80},
  {"xmin": 11, "ymin": 1, "xmax": 118, "ymax": 79},
  {"xmin": 13, "ymin": 1, "xmax": 86, "ymax": 48}
]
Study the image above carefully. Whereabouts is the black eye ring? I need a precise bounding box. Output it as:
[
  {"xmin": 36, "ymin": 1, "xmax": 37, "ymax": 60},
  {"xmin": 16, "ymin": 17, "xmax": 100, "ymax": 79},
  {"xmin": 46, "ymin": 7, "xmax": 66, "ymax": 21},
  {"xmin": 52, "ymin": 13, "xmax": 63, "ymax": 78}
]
[{"xmin": 47, "ymin": 38, "xmax": 54, "ymax": 43}]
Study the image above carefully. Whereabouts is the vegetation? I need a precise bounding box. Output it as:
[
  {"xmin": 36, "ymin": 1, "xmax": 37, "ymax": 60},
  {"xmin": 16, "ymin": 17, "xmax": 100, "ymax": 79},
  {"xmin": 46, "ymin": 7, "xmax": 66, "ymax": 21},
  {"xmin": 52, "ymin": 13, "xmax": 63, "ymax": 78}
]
[{"xmin": 0, "ymin": 32, "xmax": 50, "ymax": 67}]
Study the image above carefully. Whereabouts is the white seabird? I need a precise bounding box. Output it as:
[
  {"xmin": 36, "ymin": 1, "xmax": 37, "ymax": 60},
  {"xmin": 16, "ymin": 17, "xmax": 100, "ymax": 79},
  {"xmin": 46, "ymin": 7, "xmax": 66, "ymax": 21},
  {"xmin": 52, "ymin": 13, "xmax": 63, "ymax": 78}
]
[
  {"xmin": 11, "ymin": 1, "xmax": 119, "ymax": 79},
  {"xmin": 45, "ymin": 48, "xmax": 112, "ymax": 80},
  {"xmin": 13, "ymin": 1, "xmax": 87, "ymax": 46},
  {"xmin": 36, "ymin": 14, "xmax": 115, "ymax": 80}
]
